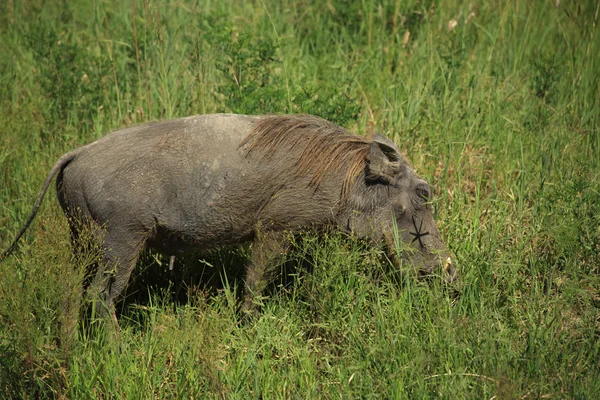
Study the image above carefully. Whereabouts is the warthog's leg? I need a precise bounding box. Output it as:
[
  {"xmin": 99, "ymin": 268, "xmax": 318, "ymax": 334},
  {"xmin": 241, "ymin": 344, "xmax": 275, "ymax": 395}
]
[
  {"xmin": 59, "ymin": 212, "xmax": 104, "ymax": 350},
  {"xmin": 242, "ymin": 230, "xmax": 290, "ymax": 318},
  {"xmin": 68, "ymin": 217, "xmax": 105, "ymax": 289},
  {"xmin": 88, "ymin": 227, "xmax": 148, "ymax": 330}
]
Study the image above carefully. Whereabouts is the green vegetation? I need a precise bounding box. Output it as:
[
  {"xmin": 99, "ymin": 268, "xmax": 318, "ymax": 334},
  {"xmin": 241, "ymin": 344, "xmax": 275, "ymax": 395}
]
[{"xmin": 1, "ymin": 0, "xmax": 599, "ymax": 398}]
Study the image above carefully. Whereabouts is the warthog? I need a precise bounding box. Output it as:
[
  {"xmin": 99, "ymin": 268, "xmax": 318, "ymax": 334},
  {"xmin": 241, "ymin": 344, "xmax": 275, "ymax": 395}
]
[{"xmin": 1, "ymin": 114, "xmax": 455, "ymax": 323}]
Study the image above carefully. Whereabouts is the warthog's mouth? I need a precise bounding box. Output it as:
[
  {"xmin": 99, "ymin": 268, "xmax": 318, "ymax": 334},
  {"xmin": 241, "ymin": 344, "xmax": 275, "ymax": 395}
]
[
  {"xmin": 415, "ymin": 254, "xmax": 457, "ymax": 284},
  {"xmin": 384, "ymin": 233, "xmax": 457, "ymax": 283}
]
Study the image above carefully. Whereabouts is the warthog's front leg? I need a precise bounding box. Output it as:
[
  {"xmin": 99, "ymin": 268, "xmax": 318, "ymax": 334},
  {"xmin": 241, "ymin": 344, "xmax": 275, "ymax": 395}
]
[{"xmin": 242, "ymin": 230, "xmax": 289, "ymax": 318}]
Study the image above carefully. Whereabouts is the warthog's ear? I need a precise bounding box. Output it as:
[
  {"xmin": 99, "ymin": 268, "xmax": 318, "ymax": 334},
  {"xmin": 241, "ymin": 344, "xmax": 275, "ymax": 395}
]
[{"xmin": 366, "ymin": 134, "xmax": 403, "ymax": 183}]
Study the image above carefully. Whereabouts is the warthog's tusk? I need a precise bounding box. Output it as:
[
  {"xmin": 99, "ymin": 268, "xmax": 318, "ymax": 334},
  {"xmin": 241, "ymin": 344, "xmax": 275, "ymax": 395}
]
[{"xmin": 444, "ymin": 257, "xmax": 453, "ymax": 271}]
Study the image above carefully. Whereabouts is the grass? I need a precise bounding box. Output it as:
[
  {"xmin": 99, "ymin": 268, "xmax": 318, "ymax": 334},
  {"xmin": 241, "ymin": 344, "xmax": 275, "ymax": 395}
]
[{"xmin": 1, "ymin": 0, "xmax": 599, "ymax": 398}]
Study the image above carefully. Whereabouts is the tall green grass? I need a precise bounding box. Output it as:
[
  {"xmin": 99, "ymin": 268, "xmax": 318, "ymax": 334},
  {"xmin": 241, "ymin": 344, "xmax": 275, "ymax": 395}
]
[{"xmin": 1, "ymin": 0, "xmax": 599, "ymax": 398}]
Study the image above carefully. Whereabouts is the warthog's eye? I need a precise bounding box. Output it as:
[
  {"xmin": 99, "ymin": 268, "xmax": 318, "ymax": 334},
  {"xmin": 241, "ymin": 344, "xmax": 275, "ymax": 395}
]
[{"xmin": 415, "ymin": 183, "xmax": 431, "ymax": 203}]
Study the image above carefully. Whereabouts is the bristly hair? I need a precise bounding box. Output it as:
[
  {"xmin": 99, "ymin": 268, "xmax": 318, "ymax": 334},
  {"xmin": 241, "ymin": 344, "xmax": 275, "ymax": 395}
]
[{"xmin": 241, "ymin": 115, "xmax": 371, "ymax": 199}]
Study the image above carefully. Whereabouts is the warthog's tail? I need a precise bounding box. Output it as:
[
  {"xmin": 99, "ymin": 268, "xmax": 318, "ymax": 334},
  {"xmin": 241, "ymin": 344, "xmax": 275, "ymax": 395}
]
[{"xmin": 0, "ymin": 151, "xmax": 79, "ymax": 261}]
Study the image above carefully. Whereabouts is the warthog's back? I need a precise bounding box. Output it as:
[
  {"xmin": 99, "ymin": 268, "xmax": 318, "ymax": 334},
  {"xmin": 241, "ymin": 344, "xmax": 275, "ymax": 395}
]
[{"xmin": 58, "ymin": 114, "xmax": 263, "ymax": 251}]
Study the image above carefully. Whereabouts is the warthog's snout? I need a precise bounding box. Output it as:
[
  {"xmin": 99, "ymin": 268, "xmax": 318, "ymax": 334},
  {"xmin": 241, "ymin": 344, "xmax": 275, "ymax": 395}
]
[
  {"xmin": 418, "ymin": 253, "xmax": 458, "ymax": 284},
  {"xmin": 384, "ymin": 233, "xmax": 457, "ymax": 284}
]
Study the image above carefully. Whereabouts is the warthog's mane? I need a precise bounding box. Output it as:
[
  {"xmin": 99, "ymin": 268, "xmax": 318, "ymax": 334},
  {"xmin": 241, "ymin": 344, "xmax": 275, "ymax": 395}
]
[{"xmin": 242, "ymin": 115, "xmax": 371, "ymax": 199}]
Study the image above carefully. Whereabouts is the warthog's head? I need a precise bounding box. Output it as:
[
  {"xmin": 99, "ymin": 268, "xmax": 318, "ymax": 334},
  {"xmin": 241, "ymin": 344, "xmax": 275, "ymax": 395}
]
[
  {"xmin": 343, "ymin": 134, "xmax": 456, "ymax": 283},
  {"xmin": 246, "ymin": 115, "xmax": 455, "ymax": 282}
]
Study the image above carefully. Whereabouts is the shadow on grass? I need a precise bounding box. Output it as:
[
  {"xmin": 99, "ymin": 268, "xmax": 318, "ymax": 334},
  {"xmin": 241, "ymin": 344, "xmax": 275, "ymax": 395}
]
[{"xmin": 117, "ymin": 244, "xmax": 316, "ymax": 320}]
